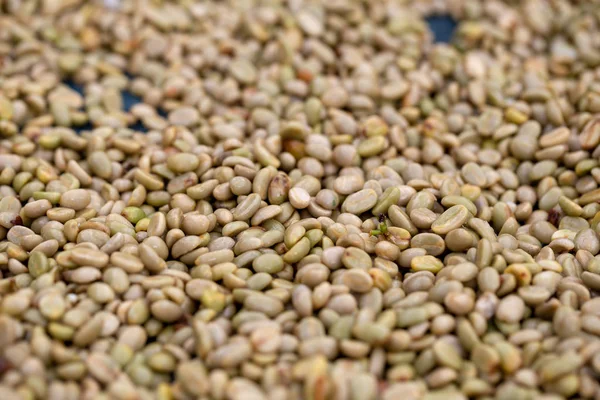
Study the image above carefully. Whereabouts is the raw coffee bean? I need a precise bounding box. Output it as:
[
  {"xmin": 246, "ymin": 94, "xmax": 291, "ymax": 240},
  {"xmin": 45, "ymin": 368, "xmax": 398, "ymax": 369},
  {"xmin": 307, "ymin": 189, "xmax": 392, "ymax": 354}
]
[{"xmin": 0, "ymin": 2, "xmax": 598, "ymax": 399}]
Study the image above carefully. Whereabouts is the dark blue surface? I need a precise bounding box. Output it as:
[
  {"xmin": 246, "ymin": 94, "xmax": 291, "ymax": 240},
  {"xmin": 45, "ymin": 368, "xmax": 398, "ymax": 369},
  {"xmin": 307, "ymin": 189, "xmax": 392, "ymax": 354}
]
[
  {"xmin": 67, "ymin": 80, "xmax": 148, "ymax": 132},
  {"xmin": 68, "ymin": 16, "xmax": 456, "ymax": 133},
  {"xmin": 65, "ymin": 81, "xmax": 92, "ymax": 132},
  {"xmin": 426, "ymin": 15, "xmax": 456, "ymax": 43},
  {"xmin": 124, "ymin": 91, "xmax": 142, "ymax": 112}
]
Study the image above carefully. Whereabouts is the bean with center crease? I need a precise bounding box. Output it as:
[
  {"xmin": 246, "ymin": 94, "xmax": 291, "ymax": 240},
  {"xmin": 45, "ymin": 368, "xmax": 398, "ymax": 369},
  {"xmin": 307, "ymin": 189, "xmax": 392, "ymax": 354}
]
[{"xmin": 0, "ymin": 2, "xmax": 598, "ymax": 399}]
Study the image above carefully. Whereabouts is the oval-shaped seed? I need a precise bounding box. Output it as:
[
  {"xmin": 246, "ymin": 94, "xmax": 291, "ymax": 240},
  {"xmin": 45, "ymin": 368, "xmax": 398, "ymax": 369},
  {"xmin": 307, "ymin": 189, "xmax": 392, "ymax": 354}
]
[
  {"xmin": 342, "ymin": 247, "xmax": 372, "ymax": 270},
  {"xmin": 341, "ymin": 189, "xmax": 377, "ymax": 215},
  {"xmin": 68, "ymin": 267, "xmax": 102, "ymax": 283},
  {"xmin": 187, "ymin": 179, "xmax": 218, "ymax": 200},
  {"xmin": 89, "ymin": 151, "xmax": 112, "ymax": 179},
  {"xmin": 196, "ymin": 249, "xmax": 234, "ymax": 266},
  {"xmin": 150, "ymin": 300, "xmax": 182, "ymax": 323},
  {"xmin": 28, "ymin": 251, "xmax": 49, "ymax": 278},
  {"xmin": 71, "ymin": 247, "xmax": 109, "ymax": 268},
  {"xmin": 496, "ymin": 295, "xmax": 525, "ymax": 323},
  {"xmin": 251, "ymin": 205, "xmax": 281, "ymax": 226},
  {"xmin": 372, "ymin": 187, "xmax": 401, "ymax": 216},
  {"xmin": 357, "ymin": 136, "xmax": 386, "ymax": 157},
  {"xmin": 341, "ymin": 269, "xmax": 373, "ymax": 293},
  {"xmin": 230, "ymin": 59, "xmax": 257, "ymax": 84},
  {"xmin": 60, "ymin": 189, "xmax": 91, "ymax": 211},
  {"xmin": 283, "ymin": 237, "xmax": 311, "ymax": 264},
  {"xmin": 244, "ymin": 294, "xmax": 284, "ymax": 317},
  {"xmin": 289, "ymin": 187, "xmax": 311, "ymax": 209},
  {"xmin": 411, "ymin": 233, "xmax": 445, "ymax": 256},
  {"xmin": 39, "ymin": 293, "xmax": 66, "ymax": 320},
  {"xmin": 431, "ymin": 205, "xmax": 470, "ymax": 235},
  {"xmin": 134, "ymin": 169, "xmax": 164, "ymax": 191},
  {"xmin": 433, "ymin": 339, "xmax": 463, "ymax": 370},
  {"xmin": 22, "ymin": 199, "xmax": 52, "ymax": 218},
  {"xmin": 233, "ymin": 194, "xmax": 261, "ymax": 221},
  {"xmin": 138, "ymin": 243, "xmax": 167, "ymax": 273},
  {"xmin": 462, "ymin": 163, "xmax": 487, "ymax": 187},
  {"xmin": 580, "ymin": 117, "xmax": 600, "ymax": 150},
  {"xmin": 171, "ymin": 235, "xmax": 203, "ymax": 259},
  {"xmin": 411, "ymin": 255, "xmax": 443, "ymax": 273},
  {"xmin": 252, "ymin": 254, "xmax": 284, "ymax": 274},
  {"xmin": 450, "ymin": 262, "xmax": 478, "ymax": 282},
  {"xmin": 167, "ymin": 153, "xmax": 199, "ymax": 173}
]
